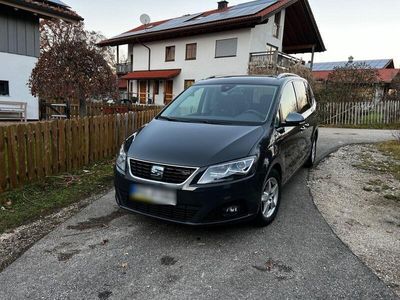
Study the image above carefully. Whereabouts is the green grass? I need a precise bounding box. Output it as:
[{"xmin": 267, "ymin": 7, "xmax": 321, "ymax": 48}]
[
  {"xmin": 377, "ymin": 141, "xmax": 400, "ymax": 181},
  {"xmin": 0, "ymin": 160, "xmax": 114, "ymax": 234},
  {"xmin": 353, "ymin": 141, "xmax": 400, "ymax": 182},
  {"xmin": 354, "ymin": 141, "xmax": 400, "ymax": 202}
]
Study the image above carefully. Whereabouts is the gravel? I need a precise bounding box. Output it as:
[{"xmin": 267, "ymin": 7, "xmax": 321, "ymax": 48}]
[{"xmin": 310, "ymin": 144, "xmax": 400, "ymax": 296}]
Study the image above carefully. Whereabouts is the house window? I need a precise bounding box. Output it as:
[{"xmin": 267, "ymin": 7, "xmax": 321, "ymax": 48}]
[
  {"xmin": 186, "ymin": 43, "xmax": 197, "ymax": 60},
  {"xmin": 0, "ymin": 81, "xmax": 9, "ymax": 96},
  {"xmin": 273, "ymin": 11, "xmax": 281, "ymax": 38},
  {"xmin": 184, "ymin": 80, "xmax": 195, "ymax": 89},
  {"xmin": 165, "ymin": 46, "xmax": 175, "ymax": 62},
  {"xmin": 215, "ymin": 38, "xmax": 238, "ymax": 58}
]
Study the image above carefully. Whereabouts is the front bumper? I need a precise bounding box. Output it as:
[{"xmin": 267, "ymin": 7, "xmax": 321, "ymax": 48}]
[{"xmin": 114, "ymin": 170, "xmax": 262, "ymax": 226}]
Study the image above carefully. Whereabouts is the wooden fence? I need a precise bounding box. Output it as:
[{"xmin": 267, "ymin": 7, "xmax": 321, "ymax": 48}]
[
  {"xmin": 318, "ymin": 100, "xmax": 400, "ymax": 126},
  {"xmin": 0, "ymin": 109, "xmax": 162, "ymax": 192},
  {"xmin": 41, "ymin": 101, "xmax": 164, "ymax": 119}
]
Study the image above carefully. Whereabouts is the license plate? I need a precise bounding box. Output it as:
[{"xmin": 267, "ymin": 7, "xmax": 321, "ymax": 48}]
[{"xmin": 129, "ymin": 184, "xmax": 177, "ymax": 206}]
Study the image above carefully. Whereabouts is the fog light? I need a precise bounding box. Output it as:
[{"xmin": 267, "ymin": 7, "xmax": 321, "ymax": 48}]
[{"xmin": 224, "ymin": 205, "xmax": 240, "ymax": 215}]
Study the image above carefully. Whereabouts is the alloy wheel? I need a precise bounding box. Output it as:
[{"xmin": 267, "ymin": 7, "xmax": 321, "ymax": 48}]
[{"xmin": 261, "ymin": 177, "xmax": 279, "ymax": 218}]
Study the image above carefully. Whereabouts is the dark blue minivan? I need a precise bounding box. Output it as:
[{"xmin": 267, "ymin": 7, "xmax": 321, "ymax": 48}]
[{"xmin": 114, "ymin": 74, "xmax": 318, "ymax": 226}]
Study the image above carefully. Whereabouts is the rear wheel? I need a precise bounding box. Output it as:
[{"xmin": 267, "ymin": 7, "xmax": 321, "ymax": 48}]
[
  {"xmin": 254, "ymin": 169, "xmax": 281, "ymax": 227},
  {"xmin": 304, "ymin": 137, "xmax": 317, "ymax": 168}
]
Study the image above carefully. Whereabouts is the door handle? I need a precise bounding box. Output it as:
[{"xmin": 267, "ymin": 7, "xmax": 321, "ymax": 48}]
[{"xmin": 300, "ymin": 123, "xmax": 310, "ymax": 131}]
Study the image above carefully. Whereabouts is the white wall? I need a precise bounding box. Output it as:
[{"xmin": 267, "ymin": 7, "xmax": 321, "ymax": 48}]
[
  {"xmin": 129, "ymin": 28, "xmax": 252, "ymax": 98},
  {"xmin": 127, "ymin": 12, "xmax": 284, "ymax": 101},
  {"xmin": 249, "ymin": 9, "xmax": 286, "ymax": 52},
  {"xmin": 0, "ymin": 52, "xmax": 38, "ymax": 119}
]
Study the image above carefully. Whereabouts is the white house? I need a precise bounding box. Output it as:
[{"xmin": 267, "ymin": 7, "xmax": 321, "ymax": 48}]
[
  {"xmin": 99, "ymin": 0, "xmax": 325, "ymax": 105},
  {"xmin": 0, "ymin": 0, "xmax": 82, "ymax": 120}
]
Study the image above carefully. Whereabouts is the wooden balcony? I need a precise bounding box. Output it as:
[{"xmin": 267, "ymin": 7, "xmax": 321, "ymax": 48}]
[
  {"xmin": 249, "ymin": 51, "xmax": 303, "ymax": 71},
  {"xmin": 116, "ymin": 62, "xmax": 133, "ymax": 74}
]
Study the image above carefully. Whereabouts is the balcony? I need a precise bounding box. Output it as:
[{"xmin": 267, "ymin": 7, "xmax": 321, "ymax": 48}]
[
  {"xmin": 248, "ymin": 51, "xmax": 304, "ymax": 73},
  {"xmin": 116, "ymin": 62, "xmax": 133, "ymax": 74}
]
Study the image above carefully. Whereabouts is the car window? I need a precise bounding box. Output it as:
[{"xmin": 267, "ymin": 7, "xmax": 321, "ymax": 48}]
[
  {"xmin": 174, "ymin": 87, "xmax": 204, "ymax": 115},
  {"xmin": 304, "ymin": 82, "xmax": 314, "ymax": 107},
  {"xmin": 280, "ymin": 82, "xmax": 297, "ymax": 120},
  {"xmin": 293, "ymin": 81, "xmax": 310, "ymax": 114},
  {"xmin": 160, "ymin": 84, "xmax": 278, "ymax": 125}
]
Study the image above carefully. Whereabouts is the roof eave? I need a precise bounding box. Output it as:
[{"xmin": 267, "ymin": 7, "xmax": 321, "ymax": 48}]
[
  {"xmin": 0, "ymin": 0, "xmax": 83, "ymax": 22},
  {"xmin": 301, "ymin": 0, "xmax": 326, "ymax": 52}
]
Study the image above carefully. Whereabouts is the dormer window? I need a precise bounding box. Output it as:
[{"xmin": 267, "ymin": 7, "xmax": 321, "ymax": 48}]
[{"xmin": 273, "ymin": 11, "xmax": 281, "ymax": 38}]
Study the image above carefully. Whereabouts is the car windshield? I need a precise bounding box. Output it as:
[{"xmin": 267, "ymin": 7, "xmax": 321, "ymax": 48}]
[{"xmin": 158, "ymin": 84, "xmax": 278, "ymax": 125}]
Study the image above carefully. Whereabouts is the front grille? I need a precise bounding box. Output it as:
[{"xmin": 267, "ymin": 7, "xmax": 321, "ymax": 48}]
[
  {"xmin": 129, "ymin": 159, "xmax": 196, "ymax": 184},
  {"xmin": 127, "ymin": 200, "xmax": 199, "ymax": 222}
]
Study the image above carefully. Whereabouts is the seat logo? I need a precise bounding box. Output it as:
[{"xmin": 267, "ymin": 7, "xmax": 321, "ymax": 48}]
[{"xmin": 151, "ymin": 165, "xmax": 164, "ymax": 179}]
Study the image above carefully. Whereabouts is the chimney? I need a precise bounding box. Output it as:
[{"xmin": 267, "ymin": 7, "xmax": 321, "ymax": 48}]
[
  {"xmin": 218, "ymin": 1, "xmax": 228, "ymax": 10},
  {"xmin": 348, "ymin": 56, "xmax": 354, "ymax": 63}
]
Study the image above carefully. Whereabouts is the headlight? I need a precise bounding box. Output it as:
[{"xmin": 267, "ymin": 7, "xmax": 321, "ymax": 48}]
[
  {"xmin": 198, "ymin": 156, "xmax": 256, "ymax": 184},
  {"xmin": 116, "ymin": 133, "xmax": 136, "ymax": 174},
  {"xmin": 116, "ymin": 144, "xmax": 127, "ymax": 174}
]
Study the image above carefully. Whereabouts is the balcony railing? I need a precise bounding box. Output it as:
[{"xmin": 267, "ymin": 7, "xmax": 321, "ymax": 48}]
[
  {"xmin": 249, "ymin": 51, "xmax": 303, "ymax": 70},
  {"xmin": 116, "ymin": 62, "xmax": 133, "ymax": 74}
]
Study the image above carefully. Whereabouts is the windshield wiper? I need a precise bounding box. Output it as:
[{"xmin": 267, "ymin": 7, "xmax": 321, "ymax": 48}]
[
  {"xmin": 158, "ymin": 116, "xmax": 191, "ymax": 122},
  {"xmin": 158, "ymin": 116, "xmax": 180, "ymax": 121}
]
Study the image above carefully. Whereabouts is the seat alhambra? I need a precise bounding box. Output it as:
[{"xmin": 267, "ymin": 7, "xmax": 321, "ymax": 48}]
[{"xmin": 114, "ymin": 74, "xmax": 318, "ymax": 226}]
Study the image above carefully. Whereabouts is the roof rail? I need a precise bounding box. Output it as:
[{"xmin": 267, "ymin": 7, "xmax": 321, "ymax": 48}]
[{"xmin": 277, "ymin": 73, "xmax": 300, "ymax": 79}]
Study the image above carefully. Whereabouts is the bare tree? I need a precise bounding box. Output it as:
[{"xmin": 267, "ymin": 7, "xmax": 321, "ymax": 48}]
[
  {"xmin": 29, "ymin": 20, "xmax": 118, "ymax": 117},
  {"xmin": 322, "ymin": 62, "xmax": 379, "ymax": 103}
]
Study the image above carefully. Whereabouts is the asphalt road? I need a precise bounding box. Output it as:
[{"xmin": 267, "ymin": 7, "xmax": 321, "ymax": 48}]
[{"xmin": 0, "ymin": 128, "xmax": 397, "ymax": 300}]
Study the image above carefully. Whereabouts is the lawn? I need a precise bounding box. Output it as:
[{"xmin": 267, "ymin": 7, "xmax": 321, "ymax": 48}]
[
  {"xmin": 377, "ymin": 140, "xmax": 400, "ymax": 181},
  {"xmin": 0, "ymin": 160, "xmax": 114, "ymax": 234}
]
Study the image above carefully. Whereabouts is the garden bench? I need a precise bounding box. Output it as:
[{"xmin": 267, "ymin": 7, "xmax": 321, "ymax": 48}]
[{"xmin": 0, "ymin": 101, "xmax": 27, "ymax": 122}]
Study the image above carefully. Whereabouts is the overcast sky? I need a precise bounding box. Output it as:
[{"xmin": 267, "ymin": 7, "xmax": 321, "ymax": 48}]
[{"xmin": 65, "ymin": 0, "xmax": 400, "ymax": 67}]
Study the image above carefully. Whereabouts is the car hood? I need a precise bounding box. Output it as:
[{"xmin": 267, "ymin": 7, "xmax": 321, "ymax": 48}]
[{"xmin": 128, "ymin": 119, "xmax": 264, "ymax": 167}]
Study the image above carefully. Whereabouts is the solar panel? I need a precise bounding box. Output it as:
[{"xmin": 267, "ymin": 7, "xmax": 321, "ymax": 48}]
[
  {"xmin": 311, "ymin": 59, "xmax": 392, "ymax": 71},
  {"xmin": 114, "ymin": 0, "xmax": 278, "ymax": 39},
  {"xmin": 45, "ymin": 0, "xmax": 69, "ymax": 7}
]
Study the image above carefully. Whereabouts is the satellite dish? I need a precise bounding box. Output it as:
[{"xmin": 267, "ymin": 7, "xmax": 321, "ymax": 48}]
[{"xmin": 140, "ymin": 14, "xmax": 151, "ymax": 26}]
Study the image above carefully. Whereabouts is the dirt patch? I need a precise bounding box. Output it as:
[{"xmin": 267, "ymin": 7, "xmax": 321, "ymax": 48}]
[
  {"xmin": 310, "ymin": 144, "xmax": 400, "ymax": 296},
  {"xmin": 0, "ymin": 191, "xmax": 109, "ymax": 272},
  {"xmin": 57, "ymin": 250, "xmax": 81, "ymax": 262},
  {"xmin": 98, "ymin": 290, "xmax": 112, "ymax": 300},
  {"xmin": 66, "ymin": 210, "xmax": 126, "ymax": 231},
  {"xmin": 160, "ymin": 256, "xmax": 177, "ymax": 266},
  {"xmin": 253, "ymin": 259, "xmax": 294, "ymax": 281}
]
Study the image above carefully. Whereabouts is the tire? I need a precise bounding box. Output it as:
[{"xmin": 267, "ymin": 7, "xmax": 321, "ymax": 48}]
[
  {"xmin": 304, "ymin": 137, "xmax": 317, "ymax": 168},
  {"xmin": 254, "ymin": 169, "xmax": 281, "ymax": 227}
]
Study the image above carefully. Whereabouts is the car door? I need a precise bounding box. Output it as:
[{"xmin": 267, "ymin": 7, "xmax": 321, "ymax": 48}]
[
  {"xmin": 293, "ymin": 80, "xmax": 314, "ymax": 162},
  {"xmin": 275, "ymin": 81, "xmax": 304, "ymax": 181}
]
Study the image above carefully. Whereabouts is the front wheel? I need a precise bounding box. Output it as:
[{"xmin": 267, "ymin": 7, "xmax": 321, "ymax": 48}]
[
  {"xmin": 254, "ymin": 169, "xmax": 281, "ymax": 227},
  {"xmin": 304, "ymin": 137, "xmax": 317, "ymax": 168}
]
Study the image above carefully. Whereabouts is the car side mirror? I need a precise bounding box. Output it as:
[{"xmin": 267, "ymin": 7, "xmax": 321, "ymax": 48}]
[{"xmin": 282, "ymin": 112, "xmax": 305, "ymax": 127}]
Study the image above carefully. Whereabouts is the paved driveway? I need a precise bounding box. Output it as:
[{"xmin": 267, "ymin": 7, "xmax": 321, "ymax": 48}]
[{"xmin": 0, "ymin": 128, "xmax": 397, "ymax": 300}]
